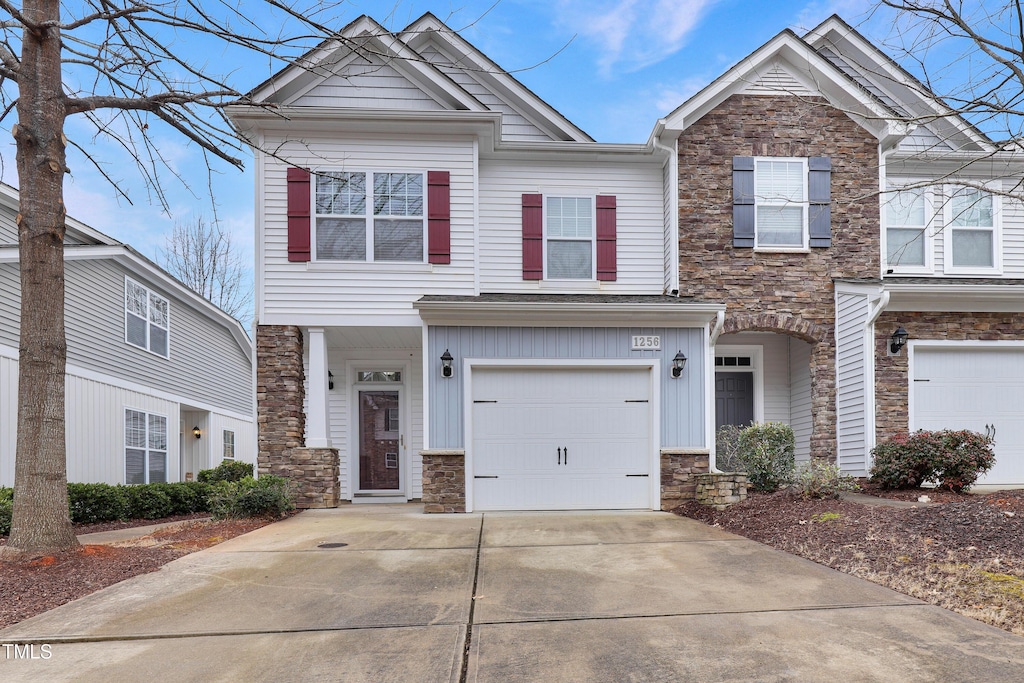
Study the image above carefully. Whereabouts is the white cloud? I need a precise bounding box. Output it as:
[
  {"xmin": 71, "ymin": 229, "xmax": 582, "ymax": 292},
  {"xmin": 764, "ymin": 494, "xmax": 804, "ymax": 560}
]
[
  {"xmin": 554, "ymin": 0, "xmax": 718, "ymax": 75},
  {"xmin": 794, "ymin": 0, "xmax": 876, "ymax": 33},
  {"xmin": 655, "ymin": 75, "xmax": 714, "ymax": 113}
]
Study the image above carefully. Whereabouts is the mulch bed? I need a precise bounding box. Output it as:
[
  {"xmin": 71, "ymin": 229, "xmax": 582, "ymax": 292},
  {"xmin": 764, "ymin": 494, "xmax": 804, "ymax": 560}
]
[
  {"xmin": 0, "ymin": 517, "xmax": 282, "ymax": 630},
  {"xmin": 675, "ymin": 488, "xmax": 1024, "ymax": 636}
]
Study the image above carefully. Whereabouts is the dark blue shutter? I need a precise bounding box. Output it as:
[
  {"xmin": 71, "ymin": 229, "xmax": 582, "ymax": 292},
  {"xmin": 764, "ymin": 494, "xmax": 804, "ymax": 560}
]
[
  {"xmin": 808, "ymin": 157, "xmax": 832, "ymax": 247},
  {"xmin": 732, "ymin": 157, "xmax": 755, "ymax": 248}
]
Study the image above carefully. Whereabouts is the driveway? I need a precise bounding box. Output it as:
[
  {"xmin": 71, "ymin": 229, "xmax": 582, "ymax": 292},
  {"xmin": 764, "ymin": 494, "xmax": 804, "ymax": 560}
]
[{"xmin": 2, "ymin": 505, "xmax": 1023, "ymax": 682}]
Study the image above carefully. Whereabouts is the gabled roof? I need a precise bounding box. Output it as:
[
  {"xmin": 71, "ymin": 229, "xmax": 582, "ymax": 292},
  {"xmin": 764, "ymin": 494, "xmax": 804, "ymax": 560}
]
[
  {"xmin": 803, "ymin": 15, "xmax": 993, "ymax": 153},
  {"xmin": 0, "ymin": 182, "xmax": 118, "ymax": 246},
  {"xmin": 659, "ymin": 28, "xmax": 906, "ymax": 145}
]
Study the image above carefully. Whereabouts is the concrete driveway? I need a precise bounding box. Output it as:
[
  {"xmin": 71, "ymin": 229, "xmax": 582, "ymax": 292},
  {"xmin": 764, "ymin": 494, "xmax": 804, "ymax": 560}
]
[{"xmin": 2, "ymin": 505, "xmax": 1023, "ymax": 682}]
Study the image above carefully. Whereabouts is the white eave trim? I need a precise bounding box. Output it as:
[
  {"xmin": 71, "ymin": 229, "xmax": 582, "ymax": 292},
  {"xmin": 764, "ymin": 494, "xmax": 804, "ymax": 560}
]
[
  {"xmin": 413, "ymin": 301, "xmax": 725, "ymax": 327},
  {"xmin": 884, "ymin": 282, "xmax": 1024, "ymax": 312}
]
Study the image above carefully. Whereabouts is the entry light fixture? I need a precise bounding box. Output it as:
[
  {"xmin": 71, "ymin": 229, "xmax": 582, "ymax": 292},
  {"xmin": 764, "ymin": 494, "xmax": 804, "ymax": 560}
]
[
  {"xmin": 890, "ymin": 326, "xmax": 909, "ymax": 355},
  {"xmin": 671, "ymin": 351, "xmax": 687, "ymax": 379},
  {"xmin": 440, "ymin": 349, "xmax": 454, "ymax": 378},
  {"xmin": 192, "ymin": 426, "xmax": 202, "ymax": 440}
]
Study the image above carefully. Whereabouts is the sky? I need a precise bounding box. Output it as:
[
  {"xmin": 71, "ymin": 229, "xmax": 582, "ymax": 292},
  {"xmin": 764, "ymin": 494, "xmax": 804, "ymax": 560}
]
[{"xmin": 0, "ymin": 0, "xmax": 936, "ymax": 311}]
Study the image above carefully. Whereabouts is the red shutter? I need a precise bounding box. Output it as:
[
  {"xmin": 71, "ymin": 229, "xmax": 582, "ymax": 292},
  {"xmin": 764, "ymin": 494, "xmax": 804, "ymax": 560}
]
[
  {"xmin": 522, "ymin": 194, "xmax": 543, "ymax": 280},
  {"xmin": 286, "ymin": 167, "xmax": 311, "ymax": 262},
  {"xmin": 427, "ymin": 171, "xmax": 451, "ymax": 264},
  {"xmin": 596, "ymin": 195, "xmax": 617, "ymax": 281}
]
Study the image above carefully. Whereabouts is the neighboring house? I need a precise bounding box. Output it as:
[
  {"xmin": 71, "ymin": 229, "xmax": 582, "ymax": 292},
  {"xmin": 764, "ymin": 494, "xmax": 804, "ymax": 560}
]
[
  {"xmin": 229, "ymin": 13, "xmax": 1024, "ymax": 513},
  {"xmin": 0, "ymin": 183, "xmax": 255, "ymax": 486}
]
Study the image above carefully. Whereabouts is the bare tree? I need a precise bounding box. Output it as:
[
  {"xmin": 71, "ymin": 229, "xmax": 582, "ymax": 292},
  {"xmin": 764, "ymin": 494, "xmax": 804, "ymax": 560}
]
[{"xmin": 161, "ymin": 215, "xmax": 252, "ymax": 321}]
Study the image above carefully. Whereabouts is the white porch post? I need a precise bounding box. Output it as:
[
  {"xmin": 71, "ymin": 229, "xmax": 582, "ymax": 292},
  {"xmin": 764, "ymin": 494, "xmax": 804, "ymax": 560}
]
[{"xmin": 306, "ymin": 327, "xmax": 332, "ymax": 448}]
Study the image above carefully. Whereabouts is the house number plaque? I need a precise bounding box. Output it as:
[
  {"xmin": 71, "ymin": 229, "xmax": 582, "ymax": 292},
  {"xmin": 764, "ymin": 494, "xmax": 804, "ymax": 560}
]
[{"xmin": 631, "ymin": 335, "xmax": 661, "ymax": 351}]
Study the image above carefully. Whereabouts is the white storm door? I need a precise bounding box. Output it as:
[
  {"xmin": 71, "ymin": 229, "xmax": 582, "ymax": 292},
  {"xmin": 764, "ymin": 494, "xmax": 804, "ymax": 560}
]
[
  {"xmin": 471, "ymin": 367, "xmax": 652, "ymax": 511},
  {"xmin": 913, "ymin": 347, "xmax": 1024, "ymax": 485}
]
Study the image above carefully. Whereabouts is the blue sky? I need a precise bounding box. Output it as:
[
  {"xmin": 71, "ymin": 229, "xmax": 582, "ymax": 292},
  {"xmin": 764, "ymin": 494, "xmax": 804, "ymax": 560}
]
[{"xmin": 3, "ymin": 0, "xmax": 895, "ymax": 290}]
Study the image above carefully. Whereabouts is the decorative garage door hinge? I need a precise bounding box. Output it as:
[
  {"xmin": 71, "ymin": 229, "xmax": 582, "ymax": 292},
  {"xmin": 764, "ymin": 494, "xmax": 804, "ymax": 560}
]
[
  {"xmin": 474, "ymin": 400, "xmax": 498, "ymax": 403},
  {"xmin": 474, "ymin": 475, "xmax": 499, "ymax": 479},
  {"xmin": 624, "ymin": 399, "xmax": 649, "ymax": 403},
  {"xmin": 625, "ymin": 474, "xmax": 649, "ymax": 477}
]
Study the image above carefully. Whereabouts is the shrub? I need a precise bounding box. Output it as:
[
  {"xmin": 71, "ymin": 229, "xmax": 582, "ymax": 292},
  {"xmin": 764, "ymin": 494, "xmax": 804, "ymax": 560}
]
[
  {"xmin": 714, "ymin": 424, "xmax": 744, "ymax": 472},
  {"xmin": 151, "ymin": 482, "xmax": 212, "ymax": 515},
  {"xmin": 0, "ymin": 496, "xmax": 11, "ymax": 536},
  {"xmin": 198, "ymin": 460, "xmax": 254, "ymax": 483},
  {"xmin": 67, "ymin": 483, "xmax": 130, "ymax": 524},
  {"xmin": 124, "ymin": 484, "xmax": 175, "ymax": 519},
  {"xmin": 793, "ymin": 460, "xmax": 860, "ymax": 499},
  {"xmin": 208, "ymin": 476, "xmax": 294, "ymax": 520},
  {"xmin": 736, "ymin": 422, "xmax": 796, "ymax": 492},
  {"xmin": 870, "ymin": 430, "xmax": 995, "ymax": 493}
]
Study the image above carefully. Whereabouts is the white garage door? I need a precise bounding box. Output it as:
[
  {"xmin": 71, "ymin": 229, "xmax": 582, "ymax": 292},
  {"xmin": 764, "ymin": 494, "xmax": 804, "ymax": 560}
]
[
  {"xmin": 913, "ymin": 347, "xmax": 1024, "ymax": 485},
  {"xmin": 471, "ymin": 367, "xmax": 653, "ymax": 511}
]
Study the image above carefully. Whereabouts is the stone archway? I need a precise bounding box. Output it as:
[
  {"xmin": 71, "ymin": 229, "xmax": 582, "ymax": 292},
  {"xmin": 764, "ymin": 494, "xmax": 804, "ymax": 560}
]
[{"xmin": 721, "ymin": 313, "xmax": 835, "ymax": 461}]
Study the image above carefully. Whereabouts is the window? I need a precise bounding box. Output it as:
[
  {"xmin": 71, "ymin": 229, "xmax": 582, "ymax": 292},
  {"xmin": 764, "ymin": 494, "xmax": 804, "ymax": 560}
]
[
  {"xmin": 125, "ymin": 409, "xmax": 167, "ymax": 484},
  {"xmin": 945, "ymin": 186, "xmax": 999, "ymax": 272},
  {"xmin": 754, "ymin": 159, "xmax": 807, "ymax": 248},
  {"xmin": 885, "ymin": 187, "xmax": 930, "ymax": 270},
  {"xmin": 546, "ymin": 196, "xmax": 594, "ymax": 279},
  {"xmin": 385, "ymin": 452, "xmax": 399, "ymax": 469},
  {"xmin": 314, "ymin": 171, "xmax": 424, "ymax": 262},
  {"xmin": 385, "ymin": 408, "xmax": 400, "ymax": 432},
  {"xmin": 125, "ymin": 278, "xmax": 169, "ymax": 357},
  {"xmin": 223, "ymin": 430, "xmax": 235, "ymax": 460}
]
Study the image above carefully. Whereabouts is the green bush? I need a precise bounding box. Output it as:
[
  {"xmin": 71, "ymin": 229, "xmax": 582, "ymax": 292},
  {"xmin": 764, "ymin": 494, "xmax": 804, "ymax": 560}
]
[
  {"xmin": 124, "ymin": 485, "xmax": 175, "ymax": 519},
  {"xmin": 158, "ymin": 481, "xmax": 212, "ymax": 514},
  {"xmin": 0, "ymin": 497, "xmax": 11, "ymax": 536},
  {"xmin": 714, "ymin": 424, "xmax": 744, "ymax": 472},
  {"xmin": 793, "ymin": 460, "xmax": 860, "ymax": 499},
  {"xmin": 736, "ymin": 422, "xmax": 796, "ymax": 492},
  {"xmin": 197, "ymin": 460, "xmax": 254, "ymax": 483},
  {"xmin": 0, "ymin": 487, "xmax": 12, "ymax": 503},
  {"xmin": 68, "ymin": 483, "xmax": 131, "ymax": 524},
  {"xmin": 208, "ymin": 476, "xmax": 294, "ymax": 520},
  {"xmin": 870, "ymin": 430, "xmax": 995, "ymax": 493}
]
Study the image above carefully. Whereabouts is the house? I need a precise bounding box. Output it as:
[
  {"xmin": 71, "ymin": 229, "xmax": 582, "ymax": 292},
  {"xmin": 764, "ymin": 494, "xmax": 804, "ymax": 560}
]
[
  {"xmin": 0, "ymin": 183, "xmax": 256, "ymax": 486},
  {"xmin": 229, "ymin": 13, "xmax": 1024, "ymax": 513}
]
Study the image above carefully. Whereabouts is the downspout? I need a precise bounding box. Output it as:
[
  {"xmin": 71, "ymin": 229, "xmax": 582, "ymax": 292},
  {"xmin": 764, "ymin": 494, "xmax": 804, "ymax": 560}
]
[
  {"xmin": 707, "ymin": 310, "xmax": 726, "ymax": 473},
  {"xmin": 651, "ymin": 128, "xmax": 680, "ymax": 296}
]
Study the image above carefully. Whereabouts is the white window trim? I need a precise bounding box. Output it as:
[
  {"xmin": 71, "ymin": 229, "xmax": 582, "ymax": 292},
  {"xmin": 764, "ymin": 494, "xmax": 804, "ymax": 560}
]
[
  {"xmin": 883, "ymin": 182, "xmax": 935, "ymax": 275},
  {"xmin": 753, "ymin": 157, "xmax": 809, "ymax": 252},
  {"xmin": 713, "ymin": 345, "xmax": 764, "ymax": 425},
  {"xmin": 223, "ymin": 429, "xmax": 236, "ymax": 460},
  {"xmin": 124, "ymin": 407, "xmax": 169, "ymax": 485},
  {"xmin": 542, "ymin": 194, "xmax": 597, "ymax": 281},
  {"xmin": 942, "ymin": 183, "xmax": 1002, "ymax": 276},
  {"xmin": 311, "ymin": 169, "xmax": 427, "ymax": 264},
  {"xmin": 124, "ymin": 276, "xmax": 170, "ymax": 359}
]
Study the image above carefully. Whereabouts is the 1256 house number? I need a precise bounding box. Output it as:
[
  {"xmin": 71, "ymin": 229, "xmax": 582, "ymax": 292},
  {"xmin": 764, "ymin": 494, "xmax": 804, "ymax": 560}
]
[{"xmin": 631, "ymin": 335, "xmax": 661, "ymax": 351}]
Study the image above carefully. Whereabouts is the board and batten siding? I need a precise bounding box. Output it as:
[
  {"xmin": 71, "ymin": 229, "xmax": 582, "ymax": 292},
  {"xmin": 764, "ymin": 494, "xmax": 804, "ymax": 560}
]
[
  {"xmin": 291, "ymin": 54, "xmax": 445, "ymax": 110},
  {"xmin": 836, "ymin": 291, "xmax": 870, "ymax": 475},
  {"xmin": 478, "ymin": 159, "xmax": 666, "ymax": 293},
  {"xmin": 789, "ymin": 340, "xmax": 812, "ymax": 462},
  {"xmin": 3, "ymin": 258, "xmax": 251, "ymax": 416},
  {"xmin": 427, "ymin": 326, "xmax": 705, "ymax": 449},
  {"xmin": 260, "ymin": 134, "xmax": 477, "ymax": 323},
  {"xmin": 210, "ymin": 413, "xmax": 257, "ymax": 467}
]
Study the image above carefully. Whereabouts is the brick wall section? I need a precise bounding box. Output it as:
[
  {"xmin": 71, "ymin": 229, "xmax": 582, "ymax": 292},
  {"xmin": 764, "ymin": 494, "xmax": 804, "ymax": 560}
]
[
  {"xmin": 678, "ymin": 94, "xmax": 880, "ymax": 461},
  {"xmin": 875, "ymin": 311, "xmax": 1024, "ymax": 443},
  {"xmin": 695, "ymin": 473, "xmax": 748, "ymax": 510},
  {"xmin": 256, "ymin": 324, "xmax": 339, "ymax": 509},
  {"xmin": 421, "ymin": 451, "xmax": 466, "ymax": 513},
  {"xmin": 660, "ymin": 451, "xmax": 709, "ymax": 511}
]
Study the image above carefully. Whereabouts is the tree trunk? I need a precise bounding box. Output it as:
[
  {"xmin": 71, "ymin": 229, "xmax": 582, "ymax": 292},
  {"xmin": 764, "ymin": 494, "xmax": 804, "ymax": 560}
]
[{"xmin": 4, "ymin": 0, "xmax": 78, "ymax": 557}]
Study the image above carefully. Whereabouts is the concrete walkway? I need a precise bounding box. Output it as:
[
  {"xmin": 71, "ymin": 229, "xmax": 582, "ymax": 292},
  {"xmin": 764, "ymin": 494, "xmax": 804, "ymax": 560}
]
[
  {"xmin": 76, "ymin": 518, "xmax": 212, "ymax": 546},
  {"xmin": 2, "ymin": 505, "xmax": 1023, "ymax": 682}
]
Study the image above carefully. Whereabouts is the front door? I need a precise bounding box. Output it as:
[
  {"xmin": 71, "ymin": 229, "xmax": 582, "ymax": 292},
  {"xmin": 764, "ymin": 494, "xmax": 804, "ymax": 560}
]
[
  {"xmin": 715, "ymin": 372, "xmax": 754, "ymax": 429},
  {"xmin": 357, "ymin": 390, "xmax": 401, "ymax": 491}
]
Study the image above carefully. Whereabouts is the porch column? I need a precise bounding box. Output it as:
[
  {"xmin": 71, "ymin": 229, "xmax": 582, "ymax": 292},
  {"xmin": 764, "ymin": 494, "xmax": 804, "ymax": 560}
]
[{"xmin": 306, "ymin": 327, "xmax": 332, "ymax": 448}]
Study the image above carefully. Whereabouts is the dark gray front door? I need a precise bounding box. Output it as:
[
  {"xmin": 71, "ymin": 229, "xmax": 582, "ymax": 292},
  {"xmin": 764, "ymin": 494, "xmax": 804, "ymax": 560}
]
[{"xmin": 715, "ymin": 372, "xmax": 754, "ymax": 429}]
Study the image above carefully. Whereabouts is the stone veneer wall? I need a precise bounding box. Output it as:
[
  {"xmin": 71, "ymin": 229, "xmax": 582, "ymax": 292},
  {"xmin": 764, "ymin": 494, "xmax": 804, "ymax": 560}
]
[
  {"xmin": 677, "ymin": 94, "xmax": 881, "ymax": 461},
  {"xmin": 695, "ymin": 473, "xmax": 748, "ymax": 510},
  {"xmin": 874, "ymin": 311, "xmax": 1024, "ymax": 443},
  {"xmin": 421, "ymin": 451, "xmax": 466, "ymax": 513},
  {"xmin": 256, "ymin": 324, "xmax": 339, "ymax": 509},
  {"xmin": 660, "ymin": 450, "xmax": 710, "ymax": 511}
]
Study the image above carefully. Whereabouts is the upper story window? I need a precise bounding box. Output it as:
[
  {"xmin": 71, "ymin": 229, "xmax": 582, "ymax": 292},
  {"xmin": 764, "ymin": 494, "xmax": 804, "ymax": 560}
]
[
  {"xmin": 944, "ymin": 186, "xmax": 999, "ymax": 273},
  {"xmin": 754, "ymin": 159, "xmax": 808, "ymax": 249},
  {"xmin": 314, "ymin": 171, "xmax": 424, "ymax": 262},
  {"xmin": 885, "ymin": 187, "xmax": 931, "ymax": 271},
  {"xmin": 125, "ymin": 278, "xmax": 169, "ymax": 358},
  {"xmin": 546, "ymin": 196, "xmax": 594, "ymax": 279}
]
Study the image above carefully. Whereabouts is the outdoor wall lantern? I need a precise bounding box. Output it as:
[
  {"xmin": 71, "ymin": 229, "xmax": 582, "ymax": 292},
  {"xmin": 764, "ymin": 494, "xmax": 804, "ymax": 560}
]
[
  {"xmin": 890, "ymin": 326, "xmax": 909, "ymax": 355},
  {"xmin": 192, "ymin": 426, "xmax": 202, "ymax": 440},
  {"xmin": 440, "ymin": 349, "xmax": 454, "ymax": 378},
  {"xmin": 328, "ymin": 371, "xmax": 334, "ymax": 390},
  {"xmin": 671, "ymin": 351, "xmax": 687, "ymax": 379}
]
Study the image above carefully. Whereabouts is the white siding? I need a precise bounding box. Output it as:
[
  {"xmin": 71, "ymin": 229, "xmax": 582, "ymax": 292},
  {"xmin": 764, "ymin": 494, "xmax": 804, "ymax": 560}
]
[
  {"xmin": 741, "ymin": 63, "xmax": 815, "ymax": 96},
  {"xmin": 0, "ymin": 209, "xmax": 16, "ymax": 245},
  {"xmin": 1003, "ymin": 194, "xmax": 1024, "ymax": 275},
  {"xmin": 478, "ymin": 159, "xmax": 666, "ymax": 293},
  {"xmin": 0, "ymin": 263, "xmax": 17, "ymax": 348},
  {"xmin": 210, "ymin": 413, "xmax": 257, "ymax": 469},
  {"xmin": 789, "ymin": 340, "xmax": 812, "ymax": 462},
  {"xmin": 292, "ymin": 54, "xmax": 445, "ymax": 110},
  {"xmin": 716, "ymin": 332, "xmax": 792, "ymax": 424},
  {"xmin": 260, "ymin": 134, "xmax": 477, "ymax": 323},
  {"xmin": 663, "ymin": 156, "xmax": 676, "ymax": 292},
  {"xmin": 0, "ymin": 354, "xmax": 15, "ymax": 485},
  {"xmin": 836, "ymin": 292, "xmax": 870, "ymax": 475}
]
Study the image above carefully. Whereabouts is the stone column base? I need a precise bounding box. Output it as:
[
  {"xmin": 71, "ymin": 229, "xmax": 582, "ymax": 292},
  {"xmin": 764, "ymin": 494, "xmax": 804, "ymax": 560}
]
[
  {"xmin": 421, "ymin": 449, "xmax": 466, "ymax": 513},
  {"xmin": 264, "ymin": 447, "xmax": 339, "ymax": 509},
  {"xmin": 695, "ymin": 473, "xmax": 748, "ymax": 510},
  {"xmin": 660, "ymin": 448, "xmax": 710, "ymax": 511}
]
